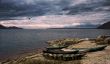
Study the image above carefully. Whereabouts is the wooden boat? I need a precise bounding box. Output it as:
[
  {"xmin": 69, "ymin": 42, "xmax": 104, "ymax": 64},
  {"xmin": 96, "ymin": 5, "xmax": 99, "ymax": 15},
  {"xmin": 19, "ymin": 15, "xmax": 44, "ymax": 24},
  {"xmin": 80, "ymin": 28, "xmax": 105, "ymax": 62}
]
[
  {"xmin": 43, "ymin": 52, "xmax": 85, "ymax": 61},
  {"xmin": 43, "ymin": 49, "xmax": 85, "ymax": 61},
  {"xmin": 46, "ymin": 46, "xmax": 67, "ymax": 50},
  {"xmin": 73, "ymin": 45, "xmax": 107, "ymax": 52},
  {"xmin": 43, "ymin": 49, "xmax": 78, "ymax": 54},
  {"xmin": 87, "ymin": 45, "xmax": 107, "ymax": 52}
]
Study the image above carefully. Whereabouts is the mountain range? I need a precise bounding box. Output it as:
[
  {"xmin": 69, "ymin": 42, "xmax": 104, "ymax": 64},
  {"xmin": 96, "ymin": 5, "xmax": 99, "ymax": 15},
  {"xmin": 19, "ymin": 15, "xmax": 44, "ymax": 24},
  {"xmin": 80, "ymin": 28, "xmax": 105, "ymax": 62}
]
[
  {"xmin": 98, "ymin": 21, "xmax": 110, "ymax": 29},
  {"xmin": 0, "ymin": 21, "xmax": 110, "ymax": 29},
  {"xmin": 0, "ymin": 24, "xmax": 22, "ymax": 29}
]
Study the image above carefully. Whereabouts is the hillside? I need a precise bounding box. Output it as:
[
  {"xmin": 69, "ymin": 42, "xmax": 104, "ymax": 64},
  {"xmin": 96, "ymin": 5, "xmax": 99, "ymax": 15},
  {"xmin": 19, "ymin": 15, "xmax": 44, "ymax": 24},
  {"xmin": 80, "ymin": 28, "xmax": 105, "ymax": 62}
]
[
  {"xmin": 0, "ymin": 24, "xmax": 22, "ymax": 29},
  {"xmin": 98, "ymin": 21, "xmax": 110, "ymax": 29},
  {"xmin": 0, "ymin": 24, "xmax": 7, "ymax": 29}
]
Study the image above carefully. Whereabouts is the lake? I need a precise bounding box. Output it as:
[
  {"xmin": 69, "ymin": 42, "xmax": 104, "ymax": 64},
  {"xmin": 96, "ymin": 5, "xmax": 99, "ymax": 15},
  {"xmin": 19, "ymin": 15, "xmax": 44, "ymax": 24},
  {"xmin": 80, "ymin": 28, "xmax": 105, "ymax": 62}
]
[{"xmin": 0, "ymin": 29, "xmax": 110, "ymax": 59}]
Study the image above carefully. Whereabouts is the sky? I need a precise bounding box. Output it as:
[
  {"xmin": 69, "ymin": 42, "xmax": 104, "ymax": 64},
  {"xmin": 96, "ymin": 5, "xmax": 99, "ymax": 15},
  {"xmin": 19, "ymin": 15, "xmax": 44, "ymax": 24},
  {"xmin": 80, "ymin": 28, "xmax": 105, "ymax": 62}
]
[{"xmin": 0, "ymin": 0, "xmax": 110, "ymax": 29}]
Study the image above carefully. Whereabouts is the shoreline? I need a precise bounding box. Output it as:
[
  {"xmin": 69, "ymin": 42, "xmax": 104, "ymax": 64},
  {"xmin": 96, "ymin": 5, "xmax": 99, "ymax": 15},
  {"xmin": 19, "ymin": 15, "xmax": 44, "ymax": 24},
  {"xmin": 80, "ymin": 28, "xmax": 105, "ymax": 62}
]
[
  {"xmin": 0, "ymin": 36, "xmax": 110, "ymax": 64},
  {"xmin": 1, "ymin": 45, "xmax": 110, "ymax": 64},
  {"xmin": 0, "ymin": 48, "xmax": 43, "ymax": 62}
]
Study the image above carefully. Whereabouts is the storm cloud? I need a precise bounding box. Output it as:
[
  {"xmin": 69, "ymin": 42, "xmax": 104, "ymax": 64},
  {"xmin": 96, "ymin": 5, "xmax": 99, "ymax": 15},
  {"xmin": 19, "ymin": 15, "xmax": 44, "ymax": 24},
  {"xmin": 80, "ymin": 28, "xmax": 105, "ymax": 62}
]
[
  {"xmin": 0, "ymin": 0, "xmax": 70, "ymax": 19},
  {"xmin": 0, "ymin": 0, "xmax": 109, "ymax": 18},
  {"xmin": 0, "ymin": 0, "xmax": 110, "ymax": 28}
]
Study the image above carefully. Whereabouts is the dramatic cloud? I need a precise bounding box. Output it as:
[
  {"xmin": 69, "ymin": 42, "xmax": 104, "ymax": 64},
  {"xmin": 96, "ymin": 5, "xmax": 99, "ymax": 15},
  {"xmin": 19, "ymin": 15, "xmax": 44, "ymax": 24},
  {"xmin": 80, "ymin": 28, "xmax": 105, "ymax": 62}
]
[
  {"xmin": 0, "ymin": 11, "xmax": 109, "ymax": 29},
  {"xmin": 0, "ymin": 0, "xmax": 110, "ymax": 18},
  {"xmin": 0, "ymin": 0, "xmax": 110, "ymax": 28}
]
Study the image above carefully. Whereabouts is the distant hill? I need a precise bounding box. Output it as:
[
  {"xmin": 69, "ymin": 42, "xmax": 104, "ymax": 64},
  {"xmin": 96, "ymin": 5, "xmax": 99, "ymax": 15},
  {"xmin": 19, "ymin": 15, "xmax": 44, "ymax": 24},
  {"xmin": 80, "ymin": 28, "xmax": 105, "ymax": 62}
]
[
  {"xmin": 98, "ymin": 21, "xmax": 110, "ymax": 29},
  {"xmin": 0, "ymin": 24, "xmax": 7, "ymax": 29},
  {"xmin": 0, "ymin": 24, "xmax": 22, "ymax": 29},
  {"xmin": 63, "ymin": 23, "xmax": 99, "ymax": 29}
]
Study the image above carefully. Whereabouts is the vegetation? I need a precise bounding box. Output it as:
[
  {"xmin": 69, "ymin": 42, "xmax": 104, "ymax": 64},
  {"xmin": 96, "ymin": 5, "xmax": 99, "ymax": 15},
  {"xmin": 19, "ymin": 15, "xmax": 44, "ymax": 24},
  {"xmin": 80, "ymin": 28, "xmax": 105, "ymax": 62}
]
[{"xmin": 47, "ymin": 38, "xmax": 80, "ymax": 47}]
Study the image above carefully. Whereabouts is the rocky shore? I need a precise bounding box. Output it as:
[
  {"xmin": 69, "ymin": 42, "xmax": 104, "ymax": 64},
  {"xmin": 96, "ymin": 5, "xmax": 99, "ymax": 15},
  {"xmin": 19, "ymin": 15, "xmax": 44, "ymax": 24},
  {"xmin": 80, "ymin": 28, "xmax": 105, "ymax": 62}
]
[{"xmin": 1, "ymin": 35, "xmax": 110, "ymax": 64}]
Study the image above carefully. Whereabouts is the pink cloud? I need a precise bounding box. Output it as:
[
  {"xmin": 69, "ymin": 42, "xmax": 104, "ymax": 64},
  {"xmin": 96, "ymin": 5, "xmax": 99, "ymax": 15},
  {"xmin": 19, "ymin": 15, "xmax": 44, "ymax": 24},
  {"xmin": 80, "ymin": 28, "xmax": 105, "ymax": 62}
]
[{"xmin": 0, "ymin": 11, "xmax": 109, "ymax": 29}]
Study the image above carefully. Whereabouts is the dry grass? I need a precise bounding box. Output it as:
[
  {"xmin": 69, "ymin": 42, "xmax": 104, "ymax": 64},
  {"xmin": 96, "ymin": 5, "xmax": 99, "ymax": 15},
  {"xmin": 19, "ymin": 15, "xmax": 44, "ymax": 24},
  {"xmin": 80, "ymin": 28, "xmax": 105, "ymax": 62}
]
[
  {"xmin": 81, "ymin": 45, "xmax": 110, "ymax": 64},
  {"xmin": 2, "ymin": 57, "xmax": 82, "ymax": 64},
  {"xmin": 47, "ymin": 38, "xmax": 80, "ymax": 47},
  {"xmin": 67, "ymin": 41, "xmax": 96, "ymax": 49}
]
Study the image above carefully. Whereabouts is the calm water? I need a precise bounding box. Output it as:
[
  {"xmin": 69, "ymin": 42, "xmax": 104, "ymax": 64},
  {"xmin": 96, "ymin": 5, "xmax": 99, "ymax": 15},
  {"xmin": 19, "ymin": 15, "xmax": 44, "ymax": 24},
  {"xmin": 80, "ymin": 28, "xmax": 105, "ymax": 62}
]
[{"xmin": 0, "ymin": 29, "xmax": 110, "ymax": 59}]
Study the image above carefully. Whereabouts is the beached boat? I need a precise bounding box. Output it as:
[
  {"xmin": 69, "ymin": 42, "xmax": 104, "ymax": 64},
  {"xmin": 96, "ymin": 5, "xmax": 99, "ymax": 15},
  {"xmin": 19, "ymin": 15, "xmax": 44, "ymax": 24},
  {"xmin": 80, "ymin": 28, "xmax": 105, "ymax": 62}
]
[
  {"xmin": 72, "ymin": 45, "xmax": 107, "ymax": 52},
  {"xmin": 43, "ymin": 45, "xmax": 107, "ymax": 60},
  {"xmin": 43, "ymin": 36, "xmax": 108, "ymax": 61},
  {"xmin": 46, "ymin": 46, "xmax": 67, "ymax": 50},
  {"xmin": 43, "ymin": 49, "xmax": 78, "ymax": 54},
  {"xmin": 43, "ymin": 53, "xmax": 85, "ymax": 61},
  {"xmin": 43, "ymin": 48, "xmax": 85, "ymax": 61},
  {"xmin": 87, "ymin": 45, "xmax": 107, "ymax": 52},
  {"xmin": 43, "ymin": 51, "xmax": 85, "ymax": 61}
]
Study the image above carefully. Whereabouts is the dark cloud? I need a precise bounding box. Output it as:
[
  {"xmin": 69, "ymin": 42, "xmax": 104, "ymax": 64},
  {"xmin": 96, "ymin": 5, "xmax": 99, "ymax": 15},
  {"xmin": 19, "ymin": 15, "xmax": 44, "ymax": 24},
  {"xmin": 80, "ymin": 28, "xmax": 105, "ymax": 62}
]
[
  {"xmin": 63, "ymin": 0, "xmax": 110, "ymax": 15},
  {"xmin": 0, "ymin": 0, "xmax": 110, "ymax": 20},
  {"xmin": 0, "ymin": 0, "xmax": 71, "ymax": 18}
]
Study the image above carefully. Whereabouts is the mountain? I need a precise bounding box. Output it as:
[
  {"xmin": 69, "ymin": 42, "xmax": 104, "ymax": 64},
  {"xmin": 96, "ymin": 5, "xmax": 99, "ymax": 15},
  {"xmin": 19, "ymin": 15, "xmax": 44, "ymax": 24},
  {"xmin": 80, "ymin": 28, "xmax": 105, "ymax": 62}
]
[
  {"xmin": 72, "ymin": 24, "xmax": 98, "ymax": 29},
  {"xmin": 0, "ymin": 24, "xmax": 22, "ymax": 29},
  {"xmin": 98, "ymin": 21, "xmax": 110, "ymax": 29},
  {"xmin": 0, "ymin": 24, "xmax": 7, "ymax": 29}
]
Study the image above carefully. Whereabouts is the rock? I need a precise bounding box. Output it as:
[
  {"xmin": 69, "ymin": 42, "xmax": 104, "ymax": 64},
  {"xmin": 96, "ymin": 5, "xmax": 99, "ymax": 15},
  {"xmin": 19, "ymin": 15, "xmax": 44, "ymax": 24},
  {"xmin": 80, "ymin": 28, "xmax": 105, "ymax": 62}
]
[
  {"xmin": 95, "ymin": 35, "xmax": 109, "ymax": 44},
  {"xmin": 97, "ymin": 35, "xmax": 107, "ymax": 39},
  {"xmin": 104, "ymin": 37, "xmax": 110, "ymax": 44},
  {"xmin": 95, "ymin": 35, "xmax": 110, "ymax": 45}
]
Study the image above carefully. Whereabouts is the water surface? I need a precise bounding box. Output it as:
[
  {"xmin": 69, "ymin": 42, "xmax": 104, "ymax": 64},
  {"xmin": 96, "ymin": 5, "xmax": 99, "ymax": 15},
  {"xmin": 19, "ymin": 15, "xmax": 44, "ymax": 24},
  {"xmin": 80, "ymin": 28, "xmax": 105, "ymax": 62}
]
[{"xmin": 0, "ymin": 29, "xmax": 110, "ymax": 59}]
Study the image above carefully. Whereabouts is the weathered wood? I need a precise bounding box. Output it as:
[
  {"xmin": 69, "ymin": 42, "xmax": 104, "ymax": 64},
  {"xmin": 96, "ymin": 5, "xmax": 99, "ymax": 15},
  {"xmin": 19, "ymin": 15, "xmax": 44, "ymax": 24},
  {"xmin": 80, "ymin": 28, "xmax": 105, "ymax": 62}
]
[
  {"xmin": 43, "ymin": 53, "xmax": 85, "ymax": 61},
  {"xmin": 72, "ymin": 45, "xmax": 107, "ymax": 52},
  {"xmin": 43, "ymin": 49, "xmax": 78, "ymax": 54}
]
